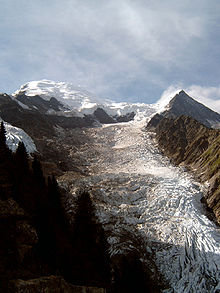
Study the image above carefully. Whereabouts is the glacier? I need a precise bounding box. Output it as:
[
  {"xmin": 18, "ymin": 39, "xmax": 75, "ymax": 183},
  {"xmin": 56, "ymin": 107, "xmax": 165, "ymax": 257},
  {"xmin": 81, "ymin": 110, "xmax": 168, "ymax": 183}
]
[{"xmin": 60, "ymin": 119, "xmax": 220, "ymax": 293}]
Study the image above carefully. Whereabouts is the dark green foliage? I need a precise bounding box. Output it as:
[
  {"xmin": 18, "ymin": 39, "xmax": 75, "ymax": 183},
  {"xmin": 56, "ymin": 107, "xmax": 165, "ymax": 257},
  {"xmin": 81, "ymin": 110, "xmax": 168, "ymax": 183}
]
[
  {"xmin": 15, "ymin": 142, "xmax": 29, "ymax": 174},
  {"xmin": 12, "ymin": 142, "xmax": 36, "ymax": 213},
  {"xmin": 34, "ymin": 174, "xmax": 77, "ymax": 283},
  {"xmin": 32, "ymin": 155, "xmax": 45, "ymax": 187},
  {"xmin": 0, "ymin": 121, "xmax": 6, "ymax": 147},
  {"xmin": 71, "ymin": 191, "xmax": 111, "ymax": 288}
]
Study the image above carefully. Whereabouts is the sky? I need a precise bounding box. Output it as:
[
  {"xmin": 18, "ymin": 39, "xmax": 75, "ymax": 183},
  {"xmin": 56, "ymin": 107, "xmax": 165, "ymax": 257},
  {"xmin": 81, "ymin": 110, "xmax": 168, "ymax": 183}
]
[{"xmin": 1, "ymin": 0, "xmax": 220, "ymax": 111}]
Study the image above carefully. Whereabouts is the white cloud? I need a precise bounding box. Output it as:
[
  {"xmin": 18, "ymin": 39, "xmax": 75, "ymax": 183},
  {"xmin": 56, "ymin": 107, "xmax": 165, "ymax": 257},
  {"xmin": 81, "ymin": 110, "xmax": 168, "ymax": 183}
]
[
  {"xmin": 187, "ymin": 85, "xmax": 220, "ymax": 113},
  {"xmin": 156, "ymin": 85, "xmax": 183, "ymax": 111},
  {"xmin": 0, "ymin": 0, "xmax": 220, "ymax": 102}
]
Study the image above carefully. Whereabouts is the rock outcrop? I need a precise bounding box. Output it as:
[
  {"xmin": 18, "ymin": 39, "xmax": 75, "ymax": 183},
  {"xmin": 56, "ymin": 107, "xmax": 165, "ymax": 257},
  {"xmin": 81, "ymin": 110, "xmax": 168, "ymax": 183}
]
[{"xmin": 147, "ymin": 115, "xmax": 220, "ymax": 224}]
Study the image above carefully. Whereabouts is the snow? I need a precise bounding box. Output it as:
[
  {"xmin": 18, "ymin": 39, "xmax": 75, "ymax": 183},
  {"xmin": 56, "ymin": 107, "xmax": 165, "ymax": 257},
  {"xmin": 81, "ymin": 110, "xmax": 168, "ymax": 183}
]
[
  {"xmin": 1, "ymin": 120, "xmax": 36, "ymax": 153},
  {"xmin": 12, "ymin": 80, "xmax": 158, "ymax": 119},
  {"xmin": 62, "ymin": 119, "xmax": 220, "ymax": 293}
]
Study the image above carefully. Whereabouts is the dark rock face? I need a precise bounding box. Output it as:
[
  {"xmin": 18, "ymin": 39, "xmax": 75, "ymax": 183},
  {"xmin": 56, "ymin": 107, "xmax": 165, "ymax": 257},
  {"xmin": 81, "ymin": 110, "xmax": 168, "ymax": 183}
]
[
  {"xmin": 93, "ymin": 108, "xmax": 135, "ymax": 124},
  {"xmin": 0, "ymin": 94, "xmax": 56, "ymax": 138},
  {"xmin": 0, "ymin": 94, "xmax": 97, "ymax": 139},
  {"xmin": 114, "ymin": 111, "xmax": 135, "ymax": 122},
  {"xmin": 93, "ymin": 108, "xmax": 116, "ymax": 124},
  {"xmin": 150, "ymin": 115, "xmax": 220, "ymax": 225},
  {"xmin": 146, "ymin": 113, "xmax": 163, "ymax": 130},
  {"xmin": 148, "ymin": 90, "xmax": 220, "ymax": 129},
  {"xmin": 16, "ymin": 94, "xmax": 70, "ymax": 113}
]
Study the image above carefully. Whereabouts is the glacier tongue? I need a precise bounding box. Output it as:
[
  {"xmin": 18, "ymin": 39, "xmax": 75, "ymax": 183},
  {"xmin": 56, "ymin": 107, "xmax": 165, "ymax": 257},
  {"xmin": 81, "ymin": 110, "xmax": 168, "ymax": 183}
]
[{"xmin": 62, "ymin": 119, "xmax": 220, "ymax": 293}]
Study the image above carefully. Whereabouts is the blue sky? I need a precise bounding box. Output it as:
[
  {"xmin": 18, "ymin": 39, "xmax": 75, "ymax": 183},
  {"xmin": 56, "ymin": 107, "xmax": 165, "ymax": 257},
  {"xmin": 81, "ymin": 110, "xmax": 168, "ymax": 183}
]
[{"xmin": 1, "ymin": 0, "xmax": 220, "ymax": 110}]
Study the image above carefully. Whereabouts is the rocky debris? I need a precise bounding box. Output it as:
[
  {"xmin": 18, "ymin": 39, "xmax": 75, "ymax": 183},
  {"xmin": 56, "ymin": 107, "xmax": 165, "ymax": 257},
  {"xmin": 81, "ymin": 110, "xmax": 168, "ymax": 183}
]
[
  {"xmin": 148, "ymin": 114, "xmax": 220, "ymax": 224},
  {"xmin": 11, "ymin": 276, "xmax": 106, "ymax": 293}
]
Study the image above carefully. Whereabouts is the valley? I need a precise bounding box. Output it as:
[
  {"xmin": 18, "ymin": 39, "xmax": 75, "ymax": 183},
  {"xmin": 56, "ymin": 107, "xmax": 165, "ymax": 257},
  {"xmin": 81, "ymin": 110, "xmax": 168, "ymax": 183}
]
[
  {"xmin": 1, "ymin": 81, "xmax": 220, "ymax": 292},
  {"xmin": 58, "ymin": 119, "xmax": 220, "ymax": 293}
]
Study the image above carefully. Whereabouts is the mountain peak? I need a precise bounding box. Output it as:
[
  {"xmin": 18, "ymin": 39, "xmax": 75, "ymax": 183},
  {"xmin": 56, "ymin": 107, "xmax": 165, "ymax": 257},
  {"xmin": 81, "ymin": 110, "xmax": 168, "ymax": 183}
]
[
  {"xmin": 178, "ymin": 90, "xmax": 187, "ymax": 95},
  {"xmin": 149, "ymin": 91, "xmax": 220, "ymax": 129},
  {"xmin": 171, "ymin": 90, "xmax": 193, "ymax": 102}
]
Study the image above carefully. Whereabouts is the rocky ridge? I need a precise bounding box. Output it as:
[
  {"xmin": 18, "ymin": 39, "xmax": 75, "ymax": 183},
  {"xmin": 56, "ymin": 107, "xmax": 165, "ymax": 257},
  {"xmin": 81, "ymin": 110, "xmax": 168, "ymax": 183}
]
[
  {"xmin": 155, "ymin": 90, "xmax": 220, "ymax": 128},
  {"xmin": 147, "ymin": 115, "xmax": 220, "ymax": 225}
]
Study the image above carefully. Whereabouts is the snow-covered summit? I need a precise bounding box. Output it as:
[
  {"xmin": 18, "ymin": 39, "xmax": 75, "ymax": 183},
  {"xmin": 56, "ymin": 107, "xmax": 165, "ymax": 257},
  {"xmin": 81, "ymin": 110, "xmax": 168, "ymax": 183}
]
[
  {"xmin": 13, "ymin": 80, "xmax": 103, "ymax": 113},
  {"xmin": 13, "ymin": 80, "xmax": 157, "ymax": 120}
]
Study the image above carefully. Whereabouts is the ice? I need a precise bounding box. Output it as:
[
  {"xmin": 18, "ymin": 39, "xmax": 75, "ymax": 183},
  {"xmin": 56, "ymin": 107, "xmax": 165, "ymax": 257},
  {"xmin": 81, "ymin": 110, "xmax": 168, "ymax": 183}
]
[{"xmin": 63, "ymin": 119, "xmax": 220, "ymax": 293}]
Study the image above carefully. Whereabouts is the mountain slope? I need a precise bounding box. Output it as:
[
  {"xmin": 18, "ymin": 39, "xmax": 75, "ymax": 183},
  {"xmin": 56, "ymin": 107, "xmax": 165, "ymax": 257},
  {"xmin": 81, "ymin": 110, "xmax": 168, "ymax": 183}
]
[
  {"xmin": 149, "ymin": 90, "xmax": 220, "ymax": 128},
  {"xmin": 149, "ymin": 114, "xmax": 220, "ymax": 225}
]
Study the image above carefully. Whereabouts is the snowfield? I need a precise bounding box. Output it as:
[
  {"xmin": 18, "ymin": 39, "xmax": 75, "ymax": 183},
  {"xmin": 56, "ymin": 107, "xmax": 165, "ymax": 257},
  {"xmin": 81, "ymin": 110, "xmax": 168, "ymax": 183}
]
[
  {"xmin": 2, "ymin": 120, "xmax": 37, "ymax": 153},
  {"xmin": 13, "ymin": 80, "xmax": 157, "ymax": 118},
  {"xmin": 62, "ymin": 119, "xmax": 220, "ymax": 293}
]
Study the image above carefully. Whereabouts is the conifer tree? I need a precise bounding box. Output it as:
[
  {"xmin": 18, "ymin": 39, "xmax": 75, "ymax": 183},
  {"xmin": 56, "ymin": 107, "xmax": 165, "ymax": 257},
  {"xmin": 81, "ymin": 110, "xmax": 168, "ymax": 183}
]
[
  {"xmin": 15, "ymin": 142, "xmax": 29, "ymax": 173},
  {"xmin": 0, "ymin": 121, "xmax": 11, "ymax": 158},
  {"xmin": 32, "ymin": 155, "xmax": 45, "ymax": 187},
  {"xmin": 0, "ymin": 121, "xmax": 6, "ymax": 147},
  {"xmin": 72, "ymin": 190, "xmax": 111, "ymax": 287}
]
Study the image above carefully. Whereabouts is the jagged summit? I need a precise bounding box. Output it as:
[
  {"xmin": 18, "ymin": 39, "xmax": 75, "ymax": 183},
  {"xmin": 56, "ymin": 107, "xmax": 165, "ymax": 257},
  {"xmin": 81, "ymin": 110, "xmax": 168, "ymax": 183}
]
[
  {"xmin": 170, "ymin": 90, "xmax": 199, "ymax": 105},
  {"xmin": 151, "ymin": 90, "xmax": 220, "ymax": 128}
]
